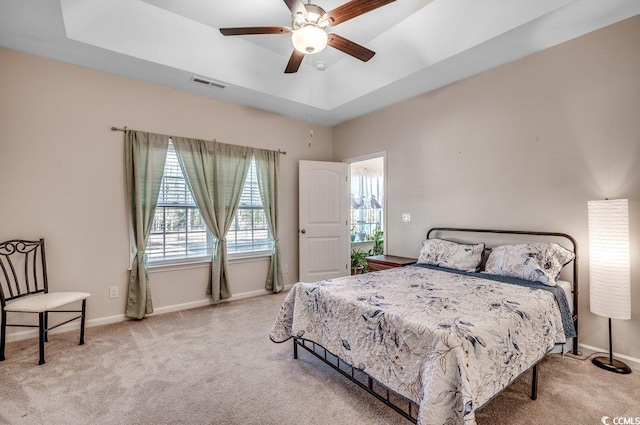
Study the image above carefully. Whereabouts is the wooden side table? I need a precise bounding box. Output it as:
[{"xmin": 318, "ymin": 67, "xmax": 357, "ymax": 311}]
[{"xmin": 365, "ymin": 255, "xmax": 417, "ymax": 272}]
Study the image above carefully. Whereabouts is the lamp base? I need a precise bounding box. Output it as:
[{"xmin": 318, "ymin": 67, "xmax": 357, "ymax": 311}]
[{"xmin": 592, "ymin": 356, "xmax": 632, "ymax": 374}]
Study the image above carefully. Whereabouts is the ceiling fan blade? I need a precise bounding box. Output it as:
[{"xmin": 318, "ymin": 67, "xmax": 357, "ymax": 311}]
[
  {"xmin": 327, "ymin": 33, "xmax": 375, "ymax": 62},
  {"xmin": 323, "ymin": 0, "xmax": 395, "ymax": 26},
  {"xmin": 283, "ymin": 0, "xmax": 307, "ymax": 17},
  {"xmin": 220, "ymin": 27, "xmax": 292, "ymax": 36},
  {"xmin": 285, "ymin": 50, "xmax": 305, "ymax": 74}
]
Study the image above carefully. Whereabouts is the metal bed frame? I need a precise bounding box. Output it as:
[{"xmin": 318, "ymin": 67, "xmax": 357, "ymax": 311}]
[
  {"xmin": 291, "ymin": 227, "xmax": 579, "ymax": 423},
  {"xmin": 293, "ymin": 337, "xmax": 543, "ymax": 424},
  {"xmin": 294, "ymin": 337, "xmax": 420, "ymax": 423}
]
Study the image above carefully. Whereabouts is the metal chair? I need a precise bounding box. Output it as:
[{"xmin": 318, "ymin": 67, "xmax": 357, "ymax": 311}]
[{"xmin": 0, "ymin": 239, "xmax": 90, "ymax": 365}]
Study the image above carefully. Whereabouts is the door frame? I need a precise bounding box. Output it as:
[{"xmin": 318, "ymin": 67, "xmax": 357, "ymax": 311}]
[{"xmin": 345, "ymin": 151, "xmax": 387, "ymax": 255}]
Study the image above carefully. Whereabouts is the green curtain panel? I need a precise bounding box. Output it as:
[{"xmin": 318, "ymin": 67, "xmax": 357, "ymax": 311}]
[
  {"xmin": 254, "ymin": 149, "xmax": 283, "ymax": 293},
  {"xmin": 124, "ymin": 130, "xmax": 168, "ymax": 319},
  {"xmin": 173, "ymin": 137, "xmax": 251, "ymax": 301}
]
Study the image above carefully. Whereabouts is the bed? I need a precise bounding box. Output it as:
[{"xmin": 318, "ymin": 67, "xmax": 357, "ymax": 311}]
[{"xmin": 270, "ymin": 228, "xmax": 578, "ymax": 424}]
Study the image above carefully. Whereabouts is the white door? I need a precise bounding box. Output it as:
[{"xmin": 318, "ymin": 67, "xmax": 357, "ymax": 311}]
[{"xmin": 299, "ymin": 160, "xmax": 349, "ymax": 282}]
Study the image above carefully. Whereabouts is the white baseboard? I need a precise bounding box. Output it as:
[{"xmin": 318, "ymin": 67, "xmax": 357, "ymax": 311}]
[
  {"xmin": 578, "ymin": 343, "xmax": 640, "ymax": 371},
  {"xmin": 4, "ymin": 285, "xmax": 293, "ymax": 344}
]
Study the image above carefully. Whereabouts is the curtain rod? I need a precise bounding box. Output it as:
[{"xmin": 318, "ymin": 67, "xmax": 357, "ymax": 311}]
[{"xmin": 110, "ymin": 126, "xmax": 286, "ymax": 155}]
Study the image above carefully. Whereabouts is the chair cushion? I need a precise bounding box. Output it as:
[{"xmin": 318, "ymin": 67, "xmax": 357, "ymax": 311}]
[{"xmin": 4, "ymin": 292, "xmax": 90, "ymax": 313}]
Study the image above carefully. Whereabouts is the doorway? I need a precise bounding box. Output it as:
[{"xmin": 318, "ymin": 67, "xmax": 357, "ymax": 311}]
[{"xmin": 348, "ymin": 154, "xmax": 385, "ymax": 258}]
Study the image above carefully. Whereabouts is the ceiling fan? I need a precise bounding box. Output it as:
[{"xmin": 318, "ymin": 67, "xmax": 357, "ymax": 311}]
[{"xmin": 220, "ymin": 0, "xmax": 396, "ymax": 73}]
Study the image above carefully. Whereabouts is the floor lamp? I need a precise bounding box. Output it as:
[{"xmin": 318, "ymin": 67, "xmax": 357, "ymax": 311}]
[{"xmin": 588, "ymin": 199, "xmax": 632, "ymax": 374}]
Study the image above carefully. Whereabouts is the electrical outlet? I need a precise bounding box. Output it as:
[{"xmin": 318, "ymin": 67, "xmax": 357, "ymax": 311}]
[
  {"xmin": 283, "ymin": 264, "xmax": 289, "ymax": 274},
  {"xmin": 402, "ymin": 213, "xmax": 411, "ymax": 223},
  {"xmin": 109, "ymin": 286, "xmax": 118, "ymax": 299}
]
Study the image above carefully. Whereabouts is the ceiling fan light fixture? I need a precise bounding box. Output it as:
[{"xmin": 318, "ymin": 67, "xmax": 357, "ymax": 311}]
[
  {"xmin": 219, "ymin": 0, "xmax": 392, "ymax": 73},
  {"xmin": 292, "ymin": 25, "xmax": 327, "ymax": 54}
]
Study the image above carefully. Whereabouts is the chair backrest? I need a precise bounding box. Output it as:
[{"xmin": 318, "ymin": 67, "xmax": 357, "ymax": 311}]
[{"xmin": 0, "ymin": 239, "xmax": 48, "ymax": 307}]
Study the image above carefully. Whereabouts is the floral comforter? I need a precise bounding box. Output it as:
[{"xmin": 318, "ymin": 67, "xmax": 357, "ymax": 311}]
[{"xmin": 270, "ymin": 265, "xmax": 570, "ymax": 425}]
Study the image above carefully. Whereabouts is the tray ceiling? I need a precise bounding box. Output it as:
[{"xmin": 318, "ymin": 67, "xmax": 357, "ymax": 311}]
[{"xmin": 1, "ymin": 0, "xmax": 638, "ymax": 125}]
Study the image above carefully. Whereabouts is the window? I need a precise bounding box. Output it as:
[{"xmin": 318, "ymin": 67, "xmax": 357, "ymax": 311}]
[
  {"xmin": 147, "ymin": 142, "xmax": 211, "ymax": 262},
  {"xmin": 227, "ymin": 159, "xmax": 272, "ymax": 254},
  {"xmin": 147, "ymin": 141, "xmax": 271, "ymax": 263},
  {"xmin": 350, "ymin": 157, "xmax": 384, "ymax": 246}
]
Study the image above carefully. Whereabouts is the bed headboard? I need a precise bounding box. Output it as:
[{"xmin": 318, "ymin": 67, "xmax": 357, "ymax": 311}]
[{"xmin": 426, "ymin": 227, "xmax": 579, "ymax": 354}]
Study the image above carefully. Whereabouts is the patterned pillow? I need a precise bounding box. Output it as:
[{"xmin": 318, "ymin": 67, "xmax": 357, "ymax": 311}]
[
  {"xmin": 484, "ymin": 243, "xmax": 575, "ymax": 286},
  {"xmin": 417, "ymin": 239, "xmax": 485, "ymax": 272}
]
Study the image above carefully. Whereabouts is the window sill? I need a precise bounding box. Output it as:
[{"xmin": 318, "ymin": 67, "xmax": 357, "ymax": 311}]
[
  {"xmin": 148, "ymin": 251, "xmax": 273, "ymax": 273},
  {"xmin": 229, "ymin": 250, "xmax": 273, "ymax": 263},
  {"xmin": 351, "ymin": 241, "xmax": 374, "ymax": 246}
]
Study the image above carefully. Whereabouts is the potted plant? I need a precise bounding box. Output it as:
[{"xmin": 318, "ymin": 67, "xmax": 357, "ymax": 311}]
[
  {"xmin": 372, "ymin": 227, "xmax": 384, "ymax": 255},
  {"xmin": 350, "ymin": 248, "xmax": 370, "ymax": 275}
]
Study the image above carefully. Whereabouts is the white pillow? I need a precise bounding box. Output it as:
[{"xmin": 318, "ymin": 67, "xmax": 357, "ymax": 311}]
[
  {"xmin": 417, "ymin": 238, "xmax": 485, "ymax": 272},
  {"xmin": 484, "ymin": 243, "xmax": 575, "ymax": 286}
]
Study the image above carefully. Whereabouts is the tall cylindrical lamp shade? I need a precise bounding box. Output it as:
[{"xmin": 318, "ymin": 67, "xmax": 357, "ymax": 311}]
[
  {"xmin": 588, "ymin": 199, "xmax": 630, "ymax": 320},
  {"xmin": 588, "ymin": 199, "xmax": 632, "ymax": 374}
]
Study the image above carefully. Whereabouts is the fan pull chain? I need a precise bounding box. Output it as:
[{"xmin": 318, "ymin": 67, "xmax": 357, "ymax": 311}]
[{"xmin": 307, "ymin": 57, "xmax": 313, "ymax": 148}]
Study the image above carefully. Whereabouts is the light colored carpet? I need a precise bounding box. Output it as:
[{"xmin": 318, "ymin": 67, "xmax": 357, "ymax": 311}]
[{"xmin": 0, "ymin": 292, "xmax": 638, "ymax": 425}]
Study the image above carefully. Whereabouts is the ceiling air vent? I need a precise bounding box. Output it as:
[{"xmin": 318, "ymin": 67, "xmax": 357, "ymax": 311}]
[{"xmin": 190, "ymin": 76, "xmax": 226, "ymax": 90}]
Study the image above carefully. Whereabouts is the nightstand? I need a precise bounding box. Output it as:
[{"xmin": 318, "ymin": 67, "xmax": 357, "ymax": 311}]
[{"xmin": 365, "ymin": 255, "xmax": 417, "ymax": 272}]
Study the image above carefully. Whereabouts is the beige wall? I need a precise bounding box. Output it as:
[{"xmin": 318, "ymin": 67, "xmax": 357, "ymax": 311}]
[
  {"xmin": 333, "ymin": 16, "xmax": 640, "ymax": 363},
  {"xmin": 0, "ymin": 47, "xmax": 332, "ymax": 333}
]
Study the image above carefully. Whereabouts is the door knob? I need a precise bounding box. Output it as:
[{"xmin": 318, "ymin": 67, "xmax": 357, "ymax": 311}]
[{"xmin": 301, "ymin": 229, "xmax": 306, "ymax": 234}]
